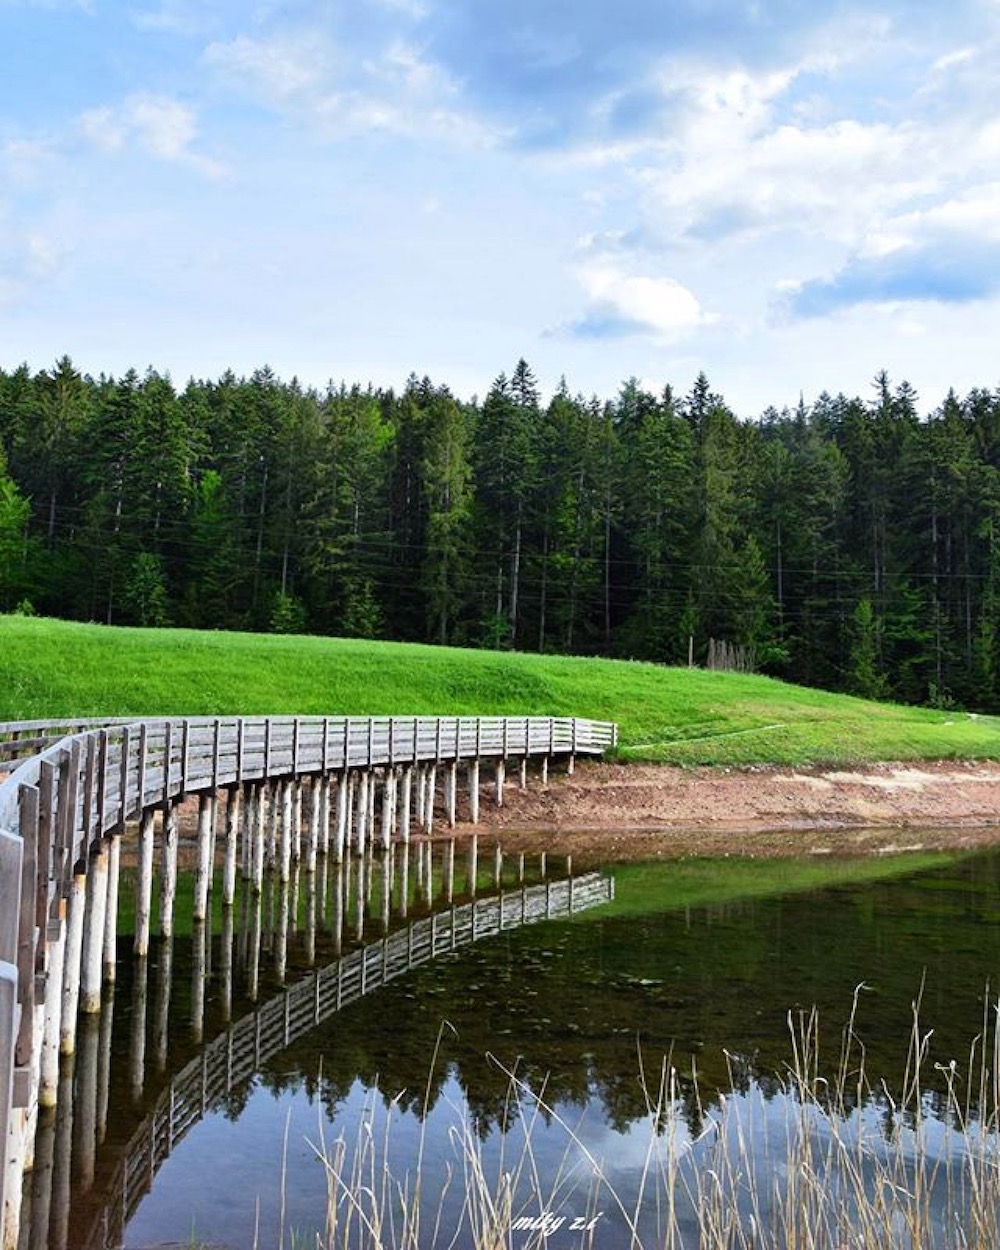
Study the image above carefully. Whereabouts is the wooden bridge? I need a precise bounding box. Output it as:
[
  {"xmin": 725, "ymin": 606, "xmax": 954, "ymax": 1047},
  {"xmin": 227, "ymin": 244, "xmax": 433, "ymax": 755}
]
[
  {"xmin": 0, "ymin": 713, "xmax": 617, "ymax": 1249},
  {"xmin": 46, "ymin": 858, "xmax": 613, "ymax": 1250}
]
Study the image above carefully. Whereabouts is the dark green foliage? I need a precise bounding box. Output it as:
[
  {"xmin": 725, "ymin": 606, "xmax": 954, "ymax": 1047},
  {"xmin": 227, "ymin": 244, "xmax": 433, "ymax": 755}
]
[{"xmin": 4, "ymin": 355, "xmax": 1000, "ymax": 711}]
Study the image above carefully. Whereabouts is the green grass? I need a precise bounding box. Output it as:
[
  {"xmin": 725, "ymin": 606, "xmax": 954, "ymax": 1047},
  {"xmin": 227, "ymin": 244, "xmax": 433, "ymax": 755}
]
[{"xmin": 3, "ymin": 614, "xmax": 999, "ymax": 766}]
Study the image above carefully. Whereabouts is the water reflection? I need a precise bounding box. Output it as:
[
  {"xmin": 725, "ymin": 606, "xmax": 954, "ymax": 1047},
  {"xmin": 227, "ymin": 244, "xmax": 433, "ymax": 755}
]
[
  {"xmin": 29, "ymin": 840, "xmax": 596, "ymax": 1250},
  {"xmin": 22, "ymin": 845, "xmax": 1000, "ymax": 1250}
]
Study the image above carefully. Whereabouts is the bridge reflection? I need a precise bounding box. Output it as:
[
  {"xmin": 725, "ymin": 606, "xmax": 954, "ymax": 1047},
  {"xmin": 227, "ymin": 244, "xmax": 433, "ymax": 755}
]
[{"xmin": 19, "ymin": 840, "xmax": 612, "ymax": 1250}]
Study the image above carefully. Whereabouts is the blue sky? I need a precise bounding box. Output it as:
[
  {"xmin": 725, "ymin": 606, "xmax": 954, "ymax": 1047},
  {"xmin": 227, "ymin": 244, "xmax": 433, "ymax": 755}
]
[{"xmin": 2, "ymin": 0, "xmax": 999, "ymax": 414}]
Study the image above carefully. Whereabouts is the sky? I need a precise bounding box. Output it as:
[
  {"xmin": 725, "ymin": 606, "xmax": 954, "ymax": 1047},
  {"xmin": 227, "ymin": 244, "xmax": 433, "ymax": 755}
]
[{"xmin": 2, "ymin": 0, "xmax": 1000, "ymax": 416}]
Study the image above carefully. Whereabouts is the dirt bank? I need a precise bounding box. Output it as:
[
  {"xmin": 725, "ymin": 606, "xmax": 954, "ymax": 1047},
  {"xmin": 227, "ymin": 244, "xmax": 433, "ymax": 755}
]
[{"xmin": 471, "ymin": 759, "xmax": 1000, "ymax": 861}]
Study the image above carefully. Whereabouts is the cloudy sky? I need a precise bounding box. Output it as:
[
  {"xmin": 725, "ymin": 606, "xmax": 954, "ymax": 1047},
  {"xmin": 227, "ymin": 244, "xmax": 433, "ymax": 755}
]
[{"xmin": 2, "ymin": 0, "xmax": 999, "ymax": 414}]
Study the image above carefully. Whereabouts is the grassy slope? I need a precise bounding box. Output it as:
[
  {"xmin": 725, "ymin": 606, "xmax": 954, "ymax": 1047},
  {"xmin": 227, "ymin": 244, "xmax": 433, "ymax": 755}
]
[{"xmin": 2, "ymin": 615, "xmax": 999, "ymax": 766}]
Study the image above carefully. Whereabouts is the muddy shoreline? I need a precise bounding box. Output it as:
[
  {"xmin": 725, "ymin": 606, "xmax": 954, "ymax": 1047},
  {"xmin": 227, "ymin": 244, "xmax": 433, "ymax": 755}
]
[{"xmin": 470, "ymin": 759, "xmax": 1000, "ymax": 862}]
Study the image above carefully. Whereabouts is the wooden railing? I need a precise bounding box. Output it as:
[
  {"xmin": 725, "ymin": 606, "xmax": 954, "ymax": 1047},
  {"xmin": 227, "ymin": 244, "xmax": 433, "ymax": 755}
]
[
  {"xmin": 0, "ymin": 713, "xmax": 617, "ymax": 1248},
  {"xmin": 72, "ymin": 872, "xmax": 615, "ymax": 1250}
]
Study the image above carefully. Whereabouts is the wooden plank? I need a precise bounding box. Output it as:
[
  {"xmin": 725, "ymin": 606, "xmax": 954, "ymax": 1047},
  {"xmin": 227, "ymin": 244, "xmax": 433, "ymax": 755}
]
[
  {"xmin": 15, "ymin": 785, "xmax": 39, "ymax": 1067},
  {"xmin": 36, "ymin": 761, "xmax": 56, "ymax": 957},
  {"xmin": 118, "ymin": 726, "xmax": 131, "ymax": 829},
  {"xmin": 95, "ymin": 729, "xmax": 109, "ymax": 843}
]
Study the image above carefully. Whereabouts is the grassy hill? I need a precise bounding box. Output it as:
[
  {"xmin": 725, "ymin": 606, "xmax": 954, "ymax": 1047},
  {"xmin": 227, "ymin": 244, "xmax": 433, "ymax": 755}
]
[{"xmin": 2, "ymin": 615, "xmax": 998, "ymax": 767}]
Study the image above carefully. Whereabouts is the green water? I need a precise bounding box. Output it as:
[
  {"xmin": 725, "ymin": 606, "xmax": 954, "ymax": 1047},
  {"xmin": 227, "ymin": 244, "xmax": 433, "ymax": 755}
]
[
  {"xmin": 260, "ymin": 848, "xmax": 1000, "ymax": 1115},
  {"xmin": 38, "ymin": 843, "xmax": 1000, "ymax": 1249}
]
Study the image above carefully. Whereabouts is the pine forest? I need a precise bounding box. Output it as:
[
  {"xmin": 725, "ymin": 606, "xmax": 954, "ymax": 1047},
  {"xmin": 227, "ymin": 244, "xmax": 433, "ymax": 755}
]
[{"xmin": 2, "ymin": 355, "xmax": 1000, "ymax": 713}]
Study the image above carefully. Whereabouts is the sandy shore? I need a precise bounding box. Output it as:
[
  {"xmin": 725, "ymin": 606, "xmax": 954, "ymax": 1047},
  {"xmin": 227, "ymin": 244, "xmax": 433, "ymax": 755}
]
[{"xmin": 471, "ymin": 759, "xmax": 1000, "ymax": 861}]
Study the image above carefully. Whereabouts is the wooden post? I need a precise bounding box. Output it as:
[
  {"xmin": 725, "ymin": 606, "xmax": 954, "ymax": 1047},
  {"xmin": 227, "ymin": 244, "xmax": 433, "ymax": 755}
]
[
  {"xmin": 366, "ymin": 771, "xmax": 377, "ymax": 847},
  {"xmin": 307, "ymin": 778, "xmax": 320, "ymax": 873},
  {"xmin": 159, "ymin": 801, "xmax": 179, "ymax": 938},
  {"xmin": 344, "ymin": 774, "xmax": 356, "ymax": 855},
  {"xmin": 301, "ymin": 870, "xmax": 315, "ymax": 965},
  {"xmin": 444, "ymin": 839, "xmax": 455, "ymax": 903},
  {"xmin": 398, "ymin": 843, "xmax": 409, "ymax": 920},
  {"xmin": 468, "ymin": 759, "xmax": 480, "ymax": 825},
  {"xmin": 334, "ymin": 773, "xmax": 348, "ymax": 862},
  {"xmin": 59, "ymin": 867, "xmax": 85, "ymax": 1054},
  {"xmin": 494, "ymin": 842, "xmax": 503, "ymax": 889},
  {"xmin": 319, "ymin": 775, "xmax": 331, "ymax": 857},
  {"xmin": 129, "ymin": 955, "xmax": 148, "ymax": 1102},
  {"xmin": 399, "ymin": 767, "xmax": 412, "ymax": 843},
  {"xmin": 388, "ymin": 767, "xmax": 398, "ymax": 836},
  {"xmin": 353, "ymin": 856, "xmax": 365, "ymax": 940},
  {"xmin": 379, "ymin": 855, "xmax": 391, "ymax": 934},
  {"xmin": 74, "ymin": 1013, "xmax": 99, "ymax": 1187},
  {"xmin": 38, "ymin": 901, "xmax": 66, "ymax": 1107},
  {"xmin": 414, "ymin": 766, "xmax": 425, "ymax": 828},
  {"xmin": 331, "ymin": 862, "xmax": 344, "ymax": 956},
  {"xmin": 495, "ymin": 758, "xmax": 506, "ymax": 807},
  {"xmin": 96, "ymin": 981, "xmax": 114, "ymax": 1142},
  {"xmin": 191, "ymin": 921, "xmax": 207, "ymax": 1042},
  {"xmin": 223, "ymin": 787, "xmax": 240, "ymax": 907},
  {"xmin": 134, "ymin": 808, "xmax": 155, "ymax": 958},
  {"xmin": 239, "ymin": 783, "xmax": 252, "ymax": 880},
  {"xmin": 445, "ymin": 761, "xmax": 457, "ymax": 827},
  {"xmin": 519, "ymin": 756, "xmax": 528, "ymax": 790},
  {"xmin": 380, "ymin": 770, "xmax": 395, "ymax": 852},
  {"xmin": 25, "ymin": 1096, "xmax": 56, "ymax": 1250},
  {"xmin": 49, "ymin": 1046, "xmax": 74, "ymax": 1250},
  {"xmin": 251, "ymin": 785, "xmax": 265, "ymax": 892},
  {"xmin": 279, "ymin": 779, "xmax": 293, "ymax": 882},
  {"xmin": 80, "ymin": 843, "xmax": 109, "ymax": 1013},
  {"xmin": 293, "ymin": 778, "xmax": 303, "ymax": 864},
  {"xmin": 193, "ymin": 792, "xmax": 215, "ymax": 923},
  {"xmin": 102, "ymin": 832, "xmax": 121, "ymax": 983},
  {"xmin": 220, "ymin": 905, "xmax": 234, "ymax": 1022},
  {"xmin": 153, "ymin": 935, "xmax": 173, "ymax": 1070},
  {"xmin": 265, "ymin": 782, "xmax": 278, "ymax": 872},
  {"xmin": 356, "ymin": 772, "xmax": 369, "ymax": 854},
  {"xmin": 425, "ymin": 766, "xmax": 436, "ymax": 835}
]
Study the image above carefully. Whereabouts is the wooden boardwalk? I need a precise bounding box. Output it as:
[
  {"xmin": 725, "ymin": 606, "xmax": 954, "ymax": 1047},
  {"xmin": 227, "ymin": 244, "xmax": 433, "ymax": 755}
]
[{"xmin": 0, "ymin": 713, "xmax": 617, "ymax": 1249}]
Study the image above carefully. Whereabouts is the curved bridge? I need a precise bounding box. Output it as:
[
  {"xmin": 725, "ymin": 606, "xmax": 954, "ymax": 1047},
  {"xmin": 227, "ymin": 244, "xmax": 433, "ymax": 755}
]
[
  {"xmin": 64, "ymin": 866, "xmax": 613, "ymax": 1250},
  {"xmin": 0, "ymin": 714, "xmax": 617, "ymax": 1249}
]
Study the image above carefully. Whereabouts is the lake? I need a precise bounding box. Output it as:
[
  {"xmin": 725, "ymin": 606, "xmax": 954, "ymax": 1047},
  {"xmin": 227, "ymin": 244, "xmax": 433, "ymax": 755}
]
[{"xmin": 25, "ymin": 839, "xmax": 1000, "ymax": 1249}]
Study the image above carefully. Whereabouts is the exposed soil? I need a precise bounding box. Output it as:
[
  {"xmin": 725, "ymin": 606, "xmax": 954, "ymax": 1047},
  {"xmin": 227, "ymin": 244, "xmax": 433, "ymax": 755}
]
[{"xmin": 469, "ymin": 759, "xmax": 1000, "ymax": 862}]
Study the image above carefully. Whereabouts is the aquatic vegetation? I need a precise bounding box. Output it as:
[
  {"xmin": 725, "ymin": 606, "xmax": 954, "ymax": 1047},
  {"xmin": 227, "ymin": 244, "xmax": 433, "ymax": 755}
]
[{"xmin": 310, "ymin": 993, "xmax": 1000, "ymax": 1250}]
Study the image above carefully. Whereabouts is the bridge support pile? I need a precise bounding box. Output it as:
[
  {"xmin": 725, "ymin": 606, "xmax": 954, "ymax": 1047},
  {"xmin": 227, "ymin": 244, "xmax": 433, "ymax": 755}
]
[{"xmin": 0, "ymin": 713, "xmax": 616, "ymax": 1249}]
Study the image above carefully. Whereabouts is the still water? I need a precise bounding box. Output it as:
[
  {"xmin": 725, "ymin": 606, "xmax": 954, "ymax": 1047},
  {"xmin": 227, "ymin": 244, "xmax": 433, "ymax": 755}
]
[{"xmin": 33, "ymin": 841, "xmax": 1000, "ymax": 1249}]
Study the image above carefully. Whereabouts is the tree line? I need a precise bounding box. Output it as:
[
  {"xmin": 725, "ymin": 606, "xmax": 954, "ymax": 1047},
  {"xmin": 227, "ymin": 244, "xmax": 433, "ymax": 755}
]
[{"xmin": 2, "ymin": 355, "xmax": 1000, "ymax": 711}]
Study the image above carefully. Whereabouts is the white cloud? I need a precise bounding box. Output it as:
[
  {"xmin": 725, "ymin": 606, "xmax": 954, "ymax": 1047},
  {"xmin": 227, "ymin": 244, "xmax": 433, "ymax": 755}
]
[
  {"xmin": 204, "ymin": 29, "xmax": 502, "ymax": 145},
  {"xmin": 868, "ymin": 183, "xmax": 1000, "ymax": 255},
  {"xmin": 930, "ymin": 47, "xmax": 977, "ymax": 74},
  {"xmin": 130, "ymin": 2, "xmax": 216, "ymax": 36},
  {"xmin": 78, "ymin": 93, "xmax": 226, "ymax": 176},
  {"xmin": 204, "ymin": 31, "xmax": 332, "ymax": 106},
  {"xmin": 571, "ymin": 257, "xmax": 709, "ymax": 338}
]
